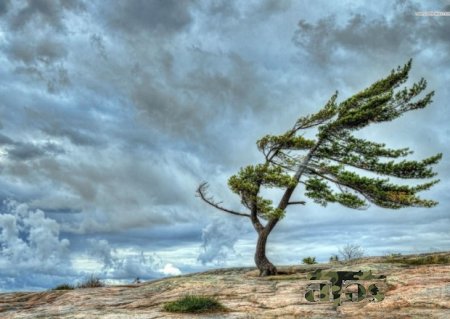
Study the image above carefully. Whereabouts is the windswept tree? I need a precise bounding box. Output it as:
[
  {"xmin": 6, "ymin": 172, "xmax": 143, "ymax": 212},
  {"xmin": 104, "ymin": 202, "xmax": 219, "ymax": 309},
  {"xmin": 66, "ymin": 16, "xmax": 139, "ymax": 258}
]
[{"xmin": 197, "ymin": 60, "xmax": 441, "ymax": 276}]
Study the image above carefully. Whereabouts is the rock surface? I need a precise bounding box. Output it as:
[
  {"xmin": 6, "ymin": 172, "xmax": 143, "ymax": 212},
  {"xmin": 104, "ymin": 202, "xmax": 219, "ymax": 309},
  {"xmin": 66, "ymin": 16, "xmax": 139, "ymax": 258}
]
[{"xmin": 1, "ymin": 252, "xmax": 449, "ymax": 318}]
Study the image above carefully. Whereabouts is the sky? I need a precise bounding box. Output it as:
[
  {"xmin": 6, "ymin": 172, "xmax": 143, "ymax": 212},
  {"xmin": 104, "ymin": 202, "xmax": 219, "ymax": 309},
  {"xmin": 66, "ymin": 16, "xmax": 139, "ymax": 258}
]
[{"xmin": 0, "ymin": 0, "xmax": 449, "ymax": 292}]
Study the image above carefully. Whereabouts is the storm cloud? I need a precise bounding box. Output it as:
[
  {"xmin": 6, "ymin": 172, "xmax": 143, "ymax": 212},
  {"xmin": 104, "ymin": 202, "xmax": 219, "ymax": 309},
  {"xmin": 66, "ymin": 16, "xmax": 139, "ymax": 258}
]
[{"xmin": 0, "ymin": 0, "xmax": 449, "ymax": 291}]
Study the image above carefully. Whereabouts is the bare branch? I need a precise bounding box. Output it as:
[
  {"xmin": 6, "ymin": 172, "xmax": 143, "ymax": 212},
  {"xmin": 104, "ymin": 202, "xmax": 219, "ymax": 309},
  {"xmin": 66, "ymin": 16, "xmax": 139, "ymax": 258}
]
[
  {"xmin": 268, "ymin": 160, "xmax": 296, "ymax": 172},
  {"xmin": 287, "ymin": 201, "xmax": 306, "ymax": 205},
  {"xmin": 196, "ymin": 182, "xmax": 251, "ymax": 218}
]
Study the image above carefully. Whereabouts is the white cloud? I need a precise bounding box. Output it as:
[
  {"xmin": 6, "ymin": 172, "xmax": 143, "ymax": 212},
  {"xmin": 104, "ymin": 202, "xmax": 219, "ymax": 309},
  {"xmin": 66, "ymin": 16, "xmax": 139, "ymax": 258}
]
[
  {"xmin": 87, "ymin": 239, "xmax": 182, "ymax": 280},
  {"xmin": 198, "ymin": 217, "xmax": 248, "ymax": 265},
  {"xmin": 0, "ymin": 200, "xmax": 70, "ymax": 272},
  {"xmin": 0, "ymin": 200, "xmax": 72, "ymax": 290},
  {"xmin": 159, "ymin": 263, "xmax": 182, "ymax": 276}
]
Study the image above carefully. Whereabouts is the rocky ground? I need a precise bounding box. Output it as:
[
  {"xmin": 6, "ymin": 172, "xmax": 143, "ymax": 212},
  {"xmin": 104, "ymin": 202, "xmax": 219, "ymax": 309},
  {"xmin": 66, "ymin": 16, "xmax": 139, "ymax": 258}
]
[{"xmin": 1, "ymin": 252, "xmax": 449, "ymax": 318}]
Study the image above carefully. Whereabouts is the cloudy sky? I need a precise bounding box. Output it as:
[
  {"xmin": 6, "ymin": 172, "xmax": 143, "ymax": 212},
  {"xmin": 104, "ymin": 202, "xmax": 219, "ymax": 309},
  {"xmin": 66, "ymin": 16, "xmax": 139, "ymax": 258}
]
[{"xmin": 0, "ymin": 0, "xmax": 449, "ymax": 291}]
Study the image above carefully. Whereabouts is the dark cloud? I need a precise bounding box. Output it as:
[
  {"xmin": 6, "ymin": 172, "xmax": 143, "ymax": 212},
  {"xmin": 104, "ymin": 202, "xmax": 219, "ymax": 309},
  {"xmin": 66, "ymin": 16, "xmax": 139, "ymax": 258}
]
[
  {"xmin": 89, "ymin": 34, "xmax": 107, "ymax": 60},
  {"xmin": 4, "ymin": 37, "xmax": 70, "ymax": 93},
  {"xmin": 0, "ymin": 133, "xmax": 14, "ymax": 145},
  {"xmin": 8, "ymin": 0, "xmax": 85, "ymax": 31},
  {"xmin": 7, "ymin": 143, "xmax": 46, "ymax": 161},
  {"xmin": 0, "ymin": 0, "xmax": 10, "ymax": 16},
  {"xmin": 202, "ymin": 0, "xmax": 292, "ymax": 24},
  {"xmin": 205, "ymin": 0, "xmax": 239, "ymax": 18},
  {"xmin": 4, "ymin": 141, "xmax": 64, "ymax": 161},
  {"xmin": 257, "ymin": 0, "xmax": 292, "ymax": 14},
  {"xmin": 4, "ymin": 38, "xmax": 68, "ymax": 65},
  {"xmin": 87, "ymin": 224, "xmax": 202, "ymax": 251},
  {"xmin": 100, "ymin": 0, "xmax": 193, "ymax": 35},
  {"xmin": 13, "ymin": 64, "xmax": 70, "ymax": 93},
  {"xmin": 0, "ymin": 0, "xmax": 448, "ymax": 291},
  {"xmin": 128, "ymin": 50, "xmax": 281, "ymax": 147},
  {"xmin": 2, "ymin": 34, "xmax": 71, "ymax": 92},
  {"xmin": 41, "ymin": 125, "xmax": 104, "ymax": 147},
  {"xmin": 0, "ymin": 0, "xmax": 80, "ymax": 93},
  {"xmin": 17, "ymin": 101, "xmax": 107, "ymax": 148},
  {"xmin": 293, "ymin": 0, "xmax": 450, "ymax": 66},
  {"xmin": 0, "ymin": 146, "xmax": 204, "ymax": 235}
]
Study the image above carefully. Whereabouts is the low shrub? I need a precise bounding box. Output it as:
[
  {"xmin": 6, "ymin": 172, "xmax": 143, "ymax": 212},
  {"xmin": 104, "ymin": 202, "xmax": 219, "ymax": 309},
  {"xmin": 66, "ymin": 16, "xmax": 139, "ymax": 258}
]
[
  {"xmin": 302, "ymin": 256, "xmax": 317, "ymax": 265},
  {"xmin": 163, "ymin": 295, "xmax": 226, "ymax": 313},
  {"xmin": 52, "ymin": 283, "xmax": 75, "ymax": 290},
  {"xmin": 77, "ymin": 275, "xmax": 104, "ymax": 288},
  {"xmin": 339, "ymin": 244, "xmax": 364, "ymax": 261},
  {"xmin": 329, "ymin": 255, "xmax": 339, "ymax": 263}
]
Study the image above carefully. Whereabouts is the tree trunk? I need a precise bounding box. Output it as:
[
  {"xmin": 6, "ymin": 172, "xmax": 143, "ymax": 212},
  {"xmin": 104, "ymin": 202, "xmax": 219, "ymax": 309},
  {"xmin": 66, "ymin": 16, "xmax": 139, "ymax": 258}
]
[{"xmin": 255, "ymin": 229, "xmax": 277, "ymax": 276}]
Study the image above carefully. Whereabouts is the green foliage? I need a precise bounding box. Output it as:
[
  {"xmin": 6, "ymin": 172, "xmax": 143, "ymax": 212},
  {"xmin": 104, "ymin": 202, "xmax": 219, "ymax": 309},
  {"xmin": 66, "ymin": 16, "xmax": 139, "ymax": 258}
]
[
  {"xmin": 197, "ymin": 59, "xmax": 441, "ymax": 277},
  {"xmin": 333, "ymin": 170, "xmax": 438, "ymax": 208},
  {"xmin": 52, "ymin": 283, "xmax": 75, "ymax": 290},
  {"xmin": 228, "ymin": 164, "xmax": 292, "ymax": 219},
  {"xmin": 198, "ymin": 59, "xmax": 441, "ymax": 278},
  {"xmin": 302, "ymin": 256, "xmax": 317, "ymax": 264},
  {"xmin": 294, "ymin": 91, "xmax": 339, "ymax": 130},
  {"xmin": 329, "ymin": 255, "xmax": 340, "ymax": 263},
  {"xmin": 225, "ymin": 59, "xmax": 441, "ymax": 222},
  {"xmin": 228, "ymin": 164, "xmax": 296, "ymax": 196},
  {"xmin": 163, "ymin": 295, "xmax": 227, "ymax": 313},
  {"xmin": 77, "ymin": 275, "xmax": 104, "ymax": 288},
  {"xmin": 384, "ymin": 254, "xmax": 449, "ymax": 265},
  {"xmin": 305, "ymin": 176, "xmax": 367, "ymax": 209},
  {"xmin": 257, "ymin": 133, "xmax": 316, "ymax": 154},
  {"xmin": 326, "ymin": 59, "xmax": 433, "ymax": 133},
  {"xmin": 301, "ymin": 60, "xmax": 441, "ymax": 210}
]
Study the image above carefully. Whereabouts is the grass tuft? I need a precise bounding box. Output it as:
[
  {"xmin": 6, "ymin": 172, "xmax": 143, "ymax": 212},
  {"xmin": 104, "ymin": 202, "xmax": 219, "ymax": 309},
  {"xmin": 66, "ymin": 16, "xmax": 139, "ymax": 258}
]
[
  {"xmin": 52, "ymin": 283, "xmax": 75, "ymax": 290},
  {"xmin": 163, "ymin": 294, "xmax": 227, "ymax": 313}
]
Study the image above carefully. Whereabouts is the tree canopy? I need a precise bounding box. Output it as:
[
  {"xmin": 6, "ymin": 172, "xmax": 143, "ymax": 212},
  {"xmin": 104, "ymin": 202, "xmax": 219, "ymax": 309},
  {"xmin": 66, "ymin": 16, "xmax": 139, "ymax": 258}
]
[
  {"xmin": 214, "ymin": 60, "xmax": 441, "ymax": 219},
  {"xmin": 197, "ymin": 59, "xmax": 441, "ymax": 275}
]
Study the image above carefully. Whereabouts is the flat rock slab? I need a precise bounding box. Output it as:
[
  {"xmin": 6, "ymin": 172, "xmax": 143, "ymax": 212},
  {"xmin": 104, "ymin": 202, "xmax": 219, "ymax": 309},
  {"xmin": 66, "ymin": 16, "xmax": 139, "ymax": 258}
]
[{"xmin": 1, "ymin": 253, "xmax": 449, "ymax": 318}]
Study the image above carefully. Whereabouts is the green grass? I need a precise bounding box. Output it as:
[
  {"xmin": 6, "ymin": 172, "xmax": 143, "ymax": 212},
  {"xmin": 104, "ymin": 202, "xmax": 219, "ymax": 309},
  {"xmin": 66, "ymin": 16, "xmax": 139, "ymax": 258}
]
[
  {"xmin": 163, "ymin": 295, "xmax": 227, "ymax": 313},
  {"xmin": 52, "ymin": 283, "xmax": 75, "ymax": 290},
  {"xmin": 384, "ymin": 254, "xmax": 449, "ymax": 265}
]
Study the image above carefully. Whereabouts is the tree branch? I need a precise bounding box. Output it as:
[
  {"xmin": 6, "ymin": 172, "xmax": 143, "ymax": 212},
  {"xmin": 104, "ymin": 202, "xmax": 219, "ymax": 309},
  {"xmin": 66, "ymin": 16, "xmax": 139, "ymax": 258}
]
[
  {"xmin": 265, "ymin": 139, "xmax": 325, "ymax": 233},
  {"xmin": 287, "ymin": 201, "xmax": 306, "ymax": 205},
  {"xmin": 196, "ymin": 182, "xmax": 251, "ymax": 218},
  {"xmin": 306, "ymin": 168, "xmax": 373, "ymax": 205},
  {"xmin": 250, "ymin": 201, "xmax": 264, "ymax": 234}
]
